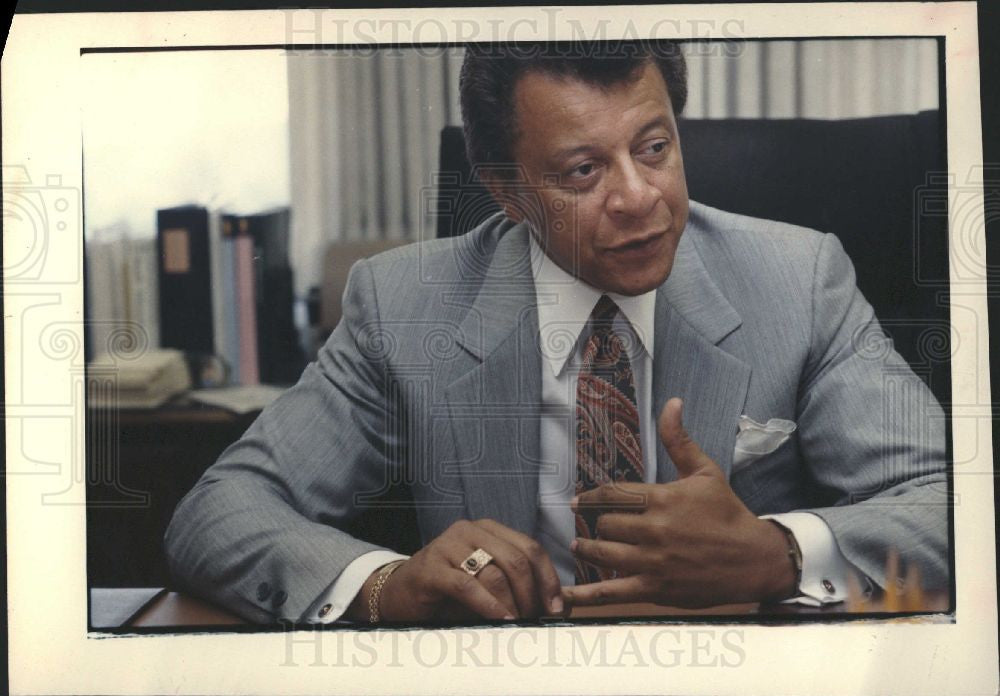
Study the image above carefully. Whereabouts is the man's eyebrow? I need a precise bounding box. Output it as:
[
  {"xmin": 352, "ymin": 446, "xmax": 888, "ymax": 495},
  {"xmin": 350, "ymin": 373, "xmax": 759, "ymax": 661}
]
[
  {"xmin": 550, "ymin": 114, "xmax": 675, "ymax": 163},
  {"xmin": 633, "ymin": 115, "xmax": 674, "ymax": 140},
  {"xmin": 551, "ymin": 143, "xmax": 598, "ymax": 163}
]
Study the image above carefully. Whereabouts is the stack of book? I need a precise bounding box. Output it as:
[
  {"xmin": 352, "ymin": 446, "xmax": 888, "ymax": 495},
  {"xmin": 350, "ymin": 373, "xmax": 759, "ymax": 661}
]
[
  {"xmin": 88, "ymin": 348, "xmax": 191, "ymax": 409},
  {"xmin": 156, "ymin": 204, "xmax": 304, "ymax": 386},
  {"xmin": 85, "ymin": 225, "xmax": 159, "ymax": 360}
]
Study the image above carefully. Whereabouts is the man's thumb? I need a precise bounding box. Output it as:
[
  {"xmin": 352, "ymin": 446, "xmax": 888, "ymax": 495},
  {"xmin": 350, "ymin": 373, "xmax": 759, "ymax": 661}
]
[{"xmin": 657, "ymin": 398, "xmax": 716, "ymax": 478}]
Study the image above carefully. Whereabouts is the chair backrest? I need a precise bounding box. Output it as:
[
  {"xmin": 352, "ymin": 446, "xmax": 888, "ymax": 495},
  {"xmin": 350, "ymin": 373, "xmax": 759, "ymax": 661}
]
[
  {"xmin": 435, "ymin": 114, "xmax": 951, "ymax": 406},
  {"xmin": 319, "ymin": 238, "xmax": 410, "ymax": 335}
]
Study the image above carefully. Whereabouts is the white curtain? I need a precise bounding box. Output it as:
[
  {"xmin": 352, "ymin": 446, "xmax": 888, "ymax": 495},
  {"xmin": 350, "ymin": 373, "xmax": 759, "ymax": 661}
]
[
  {"xmin": 287, "ymin": 39, "xmax": 938, "ymax": 294},
  {"xmin": 287, "ymin": 48, "xmax": 462, "ymax": 296},
  {"xmin": 682, "ymin": 38, "xmax": 939, "ymax": 119}
]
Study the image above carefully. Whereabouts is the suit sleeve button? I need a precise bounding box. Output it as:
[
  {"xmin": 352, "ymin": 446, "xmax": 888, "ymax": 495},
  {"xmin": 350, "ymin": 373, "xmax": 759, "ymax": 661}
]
[
  {"xmin": 273, "ymin": 590, "xmax": 288, "ymax": 608},
  {"xmin": 318, "ymin": 603, "xmax": 333, "ymax": 618},
  {"xmin": 256, "ymin": 582, "xmax": 272, "ymax": 601}
]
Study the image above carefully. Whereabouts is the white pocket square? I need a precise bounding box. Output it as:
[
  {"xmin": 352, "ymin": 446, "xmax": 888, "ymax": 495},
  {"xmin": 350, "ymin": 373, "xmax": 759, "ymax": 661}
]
[{"xmin": 732, "ymin": 415, "xmax": 797, "ymax": 472}]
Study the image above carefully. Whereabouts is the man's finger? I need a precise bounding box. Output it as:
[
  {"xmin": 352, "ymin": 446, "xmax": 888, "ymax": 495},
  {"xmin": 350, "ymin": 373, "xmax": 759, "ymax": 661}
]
[
  {"xmin": 442, "ymin": 568, "xmax": 516, "ymax": 620},
  {"xmin": 571, "ymin": 536, "xmax": 646, "ymax": 573},
  {"xmin": 573, "ymin": 482, "xmax": 650, "ymax": 514},
  {"xmin": 446, "ymin": 524, "xmax": 527, "ymax": 616},
  {"xmin": 476, "ymin": 519, "xmax": 566, "ymax": 616},
  {"xmin": 464, "ymin": 527, "xmax": 539, "ymax": 617},
  {"xmin": 474, "ymin": 564, "xmax": 520, "ymax": 618},
  {"xmin": 657, "ymin": 397, "xmax": 720, "ymax": 479},
  {"xmin": 593, "ymin": 512, "xmax": 649, "ymax": 543},
  {"xmin": 562, "ymin": 575, "xmax": 650, "ymax": 607},
  {"xmin": 435, "ymin": 522, "xmax": 521, "ymax": 617}
]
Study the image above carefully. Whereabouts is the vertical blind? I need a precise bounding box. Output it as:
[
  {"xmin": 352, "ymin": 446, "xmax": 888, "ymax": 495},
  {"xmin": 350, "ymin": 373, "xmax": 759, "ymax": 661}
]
[{"xmin": 287, "ymin": 39, "xmax": 939, "ymax": 295}]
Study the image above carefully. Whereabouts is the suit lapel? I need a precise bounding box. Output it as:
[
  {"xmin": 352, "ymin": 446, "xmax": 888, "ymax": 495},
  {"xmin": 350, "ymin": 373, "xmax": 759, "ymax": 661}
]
[
  {"xmin": 652, "ymin": 228, "xmax": 751, "ymax": 481},
  {"xmin": 443, "ymin": 223, "xmax": 542, "ymax": 536}
]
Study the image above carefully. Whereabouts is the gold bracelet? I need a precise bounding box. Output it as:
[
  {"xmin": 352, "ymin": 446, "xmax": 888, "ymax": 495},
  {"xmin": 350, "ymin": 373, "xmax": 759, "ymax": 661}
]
[{"xmin": 368, "ymin": 560, "xmax": 406, "ymax": 624}]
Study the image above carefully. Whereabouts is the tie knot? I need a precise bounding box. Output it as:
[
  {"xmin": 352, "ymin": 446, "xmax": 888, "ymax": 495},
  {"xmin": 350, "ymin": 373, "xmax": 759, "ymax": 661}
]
[
  {"xmin": 583, "ymin": 295, "xmax": 629, "ymax": 367},
  {"xmin": 590, "ymin": 295, "xmax": 619, "ymax": 324}
]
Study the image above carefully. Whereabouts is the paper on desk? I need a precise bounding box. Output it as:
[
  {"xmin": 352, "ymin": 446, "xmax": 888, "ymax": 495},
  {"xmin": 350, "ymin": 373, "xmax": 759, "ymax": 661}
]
[{"xmin": 189, "ymin": 384, "xmax": 288, "ymax": 414}]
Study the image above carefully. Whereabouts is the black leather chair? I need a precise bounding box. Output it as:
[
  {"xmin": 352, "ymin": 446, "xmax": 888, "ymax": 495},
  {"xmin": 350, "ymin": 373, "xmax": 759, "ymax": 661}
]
[{"xmin": 436, "ymin": 113, "xmax": 951, "ymax": 407}]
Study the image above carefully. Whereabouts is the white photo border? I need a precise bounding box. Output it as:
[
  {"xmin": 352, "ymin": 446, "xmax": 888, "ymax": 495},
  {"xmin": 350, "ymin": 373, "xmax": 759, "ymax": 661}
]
[{"xmin": 3, "ymin": 3, "xmax": 996, "ymax": 695}]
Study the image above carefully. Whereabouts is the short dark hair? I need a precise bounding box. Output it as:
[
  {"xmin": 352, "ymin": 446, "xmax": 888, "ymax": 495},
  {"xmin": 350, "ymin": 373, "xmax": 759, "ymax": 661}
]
[{"xmin": 459, "ymin": 41, "xmax": 688, "ymax": 179}]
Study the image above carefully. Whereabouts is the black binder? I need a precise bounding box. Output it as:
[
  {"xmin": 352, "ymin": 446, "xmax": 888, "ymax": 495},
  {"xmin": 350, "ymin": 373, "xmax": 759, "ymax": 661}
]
[{"xmin": 156, "ymin": 205, "xmax": 214, "ymax": 354}]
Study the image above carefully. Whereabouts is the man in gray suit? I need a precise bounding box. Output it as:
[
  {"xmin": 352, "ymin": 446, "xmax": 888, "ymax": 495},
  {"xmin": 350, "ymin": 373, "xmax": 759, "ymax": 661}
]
[{"xmin": 165, "ymin": 41, "xmax": 948, "ymax": 624}]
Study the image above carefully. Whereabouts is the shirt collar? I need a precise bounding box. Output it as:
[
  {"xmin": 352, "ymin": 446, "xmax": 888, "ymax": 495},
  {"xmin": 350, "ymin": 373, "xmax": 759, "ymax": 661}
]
[{"xmin": 530, "ymin": 233, "xmax": 656, "ymax": 378}]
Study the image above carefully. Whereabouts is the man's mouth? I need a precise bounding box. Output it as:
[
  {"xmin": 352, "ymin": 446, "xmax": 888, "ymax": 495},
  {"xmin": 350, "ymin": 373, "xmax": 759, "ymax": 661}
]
[{"xmin": 607, "ymin": 230, "xmax": 667, "ymax": 254}]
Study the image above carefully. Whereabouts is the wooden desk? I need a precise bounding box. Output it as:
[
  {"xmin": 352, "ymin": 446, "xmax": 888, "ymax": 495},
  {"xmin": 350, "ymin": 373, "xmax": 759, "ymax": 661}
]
[
  {"xmin": 86, "ymin": 399, "xmax": 261, "ymax": 587},
  {"xmin": 90, "ymin": 588, "xmax": 950, "ymax": 629},
  {"xmin": 86, "ymin": 395, "xmax": 421, "ymax": 588}
]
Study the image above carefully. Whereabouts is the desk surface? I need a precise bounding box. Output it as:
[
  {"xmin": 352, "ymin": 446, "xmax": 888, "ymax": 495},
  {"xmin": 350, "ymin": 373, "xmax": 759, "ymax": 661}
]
[{"xmin": 91, "ymin": 588, "xmax": 951, "ymax": 629}]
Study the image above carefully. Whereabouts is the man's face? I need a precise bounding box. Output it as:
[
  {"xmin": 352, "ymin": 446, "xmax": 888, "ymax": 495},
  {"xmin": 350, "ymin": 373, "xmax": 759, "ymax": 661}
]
[{"xmin": 502, "ymin": 60, "xmax": 689, "ymax": 296}]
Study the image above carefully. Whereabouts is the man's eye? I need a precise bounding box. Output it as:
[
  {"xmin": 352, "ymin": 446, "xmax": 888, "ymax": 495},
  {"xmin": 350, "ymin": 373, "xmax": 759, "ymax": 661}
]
[
  {"xmin": 568, "ymin": 162, "xmax": 596, "ymax": 179},
  {"xmin": 641, "ymin": 140, "xmax": 668, "ymax": 155}
]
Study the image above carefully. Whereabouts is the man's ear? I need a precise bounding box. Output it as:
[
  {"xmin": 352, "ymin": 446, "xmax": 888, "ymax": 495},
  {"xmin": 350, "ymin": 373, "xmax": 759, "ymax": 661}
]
[{"xmin": 481, "ymin": 174, "xmax": 525, "ymax": 224}]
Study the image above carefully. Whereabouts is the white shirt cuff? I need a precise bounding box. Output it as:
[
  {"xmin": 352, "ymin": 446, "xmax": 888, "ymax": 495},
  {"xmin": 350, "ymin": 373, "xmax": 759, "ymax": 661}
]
[
  {"xmin": 763, "ymin": 511, "xmax": 870, "ymax": 607},
  {"xmin": 301, "ymin": 550, "xmax": 410, "ymax": 623}
]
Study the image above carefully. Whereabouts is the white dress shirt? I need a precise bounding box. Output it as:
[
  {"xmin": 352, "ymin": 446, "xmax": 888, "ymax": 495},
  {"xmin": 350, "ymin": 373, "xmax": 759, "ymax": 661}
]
[{"xmin": 304, "ymin": 235, "xmax": 857, "ymax": 621}]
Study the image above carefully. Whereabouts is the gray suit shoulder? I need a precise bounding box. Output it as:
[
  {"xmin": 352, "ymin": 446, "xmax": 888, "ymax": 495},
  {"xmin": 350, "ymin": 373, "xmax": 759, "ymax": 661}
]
[
  {"xmin": 686, "ymin": 200, "xmax": 827, "ymax": 256},
  {"xmin": 684, "ymin": 200, "xmax": 839, "ymax": 305},
  {"xmin": 340, "ymin": 212, "xmax": 519, "ymax": 326},
  {"xmin": 360, "ymin": 212, "xmax": 515, "ymax": 284}
]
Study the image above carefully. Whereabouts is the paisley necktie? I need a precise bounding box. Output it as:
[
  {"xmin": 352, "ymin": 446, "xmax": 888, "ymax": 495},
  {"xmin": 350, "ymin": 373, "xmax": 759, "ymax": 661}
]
[{"xmin": 574, "ymin": 295, "xmax": 644, "ymax": 584}]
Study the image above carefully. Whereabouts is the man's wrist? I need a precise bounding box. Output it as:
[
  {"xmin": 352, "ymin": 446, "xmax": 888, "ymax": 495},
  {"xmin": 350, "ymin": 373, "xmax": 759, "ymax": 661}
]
[
  {"xmin": 345, "ymin": 559, "xmax": 408, "ymax": 623},
  {"xmin": 344, "ymin": 570, "xmax": 382, "ymax": 622},
  {"xmin": 757, "ymin": 518, "xmax": 800, "ymax": 601}
]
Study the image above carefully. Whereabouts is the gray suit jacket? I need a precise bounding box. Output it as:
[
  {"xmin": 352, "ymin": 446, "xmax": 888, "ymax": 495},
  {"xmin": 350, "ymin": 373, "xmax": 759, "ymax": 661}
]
[{"xmin": 165, "ymin": 201, "xmax": 949, "ymax": 623}]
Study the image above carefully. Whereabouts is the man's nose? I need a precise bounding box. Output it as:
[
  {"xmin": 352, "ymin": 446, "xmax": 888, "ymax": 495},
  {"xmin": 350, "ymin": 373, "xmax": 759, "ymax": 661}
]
[{"xmin": 605, "ymin": 159, "xmax": 659, "ymax": 219}]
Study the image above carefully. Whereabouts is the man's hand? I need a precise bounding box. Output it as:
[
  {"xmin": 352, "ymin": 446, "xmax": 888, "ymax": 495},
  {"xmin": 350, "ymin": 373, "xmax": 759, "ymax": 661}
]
[
  {"xmin": 563, "ymin": 397, "xmax": 797, "ymax": 609},
  {"xmin": 347, "ymin": 518, "xmax": 566, "ymax": 623}
]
